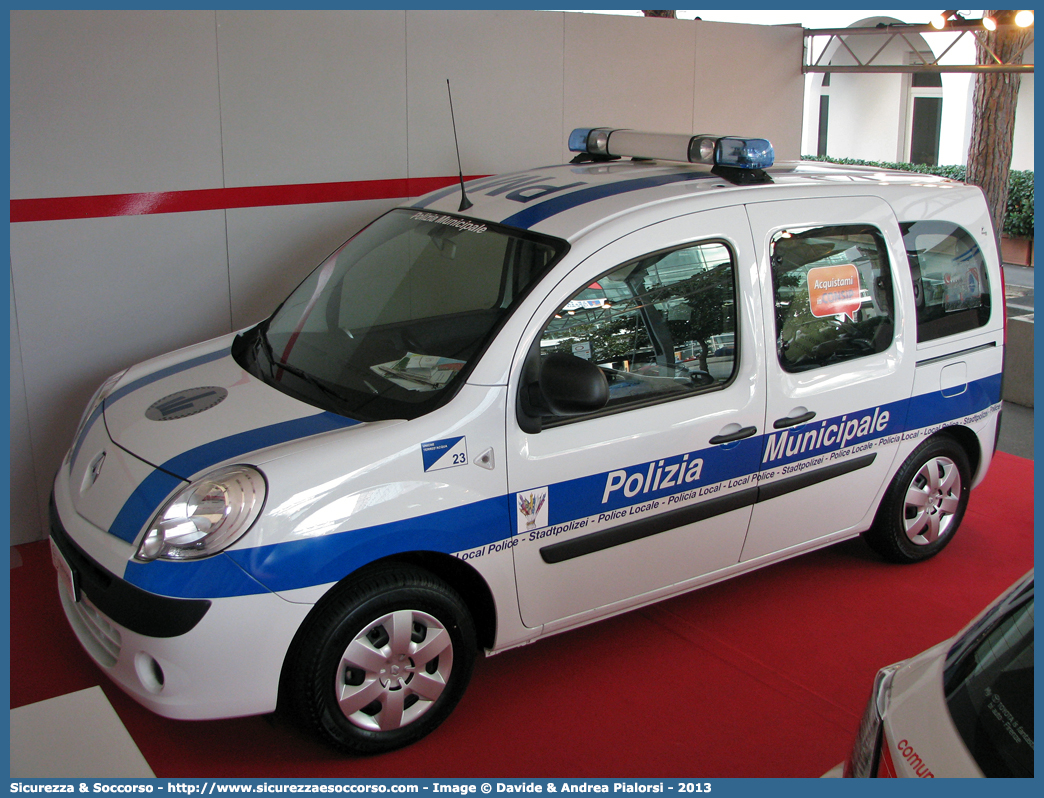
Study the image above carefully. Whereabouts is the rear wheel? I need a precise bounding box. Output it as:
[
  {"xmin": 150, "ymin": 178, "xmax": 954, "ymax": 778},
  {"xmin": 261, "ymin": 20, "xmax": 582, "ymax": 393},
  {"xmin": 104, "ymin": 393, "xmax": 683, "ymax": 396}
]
[
  {"xmin": 864, "ymin": 435, "xmax": 971, "ymax": 563},
  {"xmin": 283, "ymin": 564, "xmax": 476, "ymax": 755}
]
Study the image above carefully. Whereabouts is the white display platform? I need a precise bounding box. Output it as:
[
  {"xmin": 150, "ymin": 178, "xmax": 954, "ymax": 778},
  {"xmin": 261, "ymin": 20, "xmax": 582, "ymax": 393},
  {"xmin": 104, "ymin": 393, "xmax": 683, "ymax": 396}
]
[{"xmin": 10, "ymin": 685, "xmax": 155, "ymax": 778}]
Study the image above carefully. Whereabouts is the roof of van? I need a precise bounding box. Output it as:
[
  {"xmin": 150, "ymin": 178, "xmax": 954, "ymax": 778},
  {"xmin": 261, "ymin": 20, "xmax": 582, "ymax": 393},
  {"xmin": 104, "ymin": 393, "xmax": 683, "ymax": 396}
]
[{"xmin": 407, "ymin": 159, "xmax": 965, "ymax": 241}]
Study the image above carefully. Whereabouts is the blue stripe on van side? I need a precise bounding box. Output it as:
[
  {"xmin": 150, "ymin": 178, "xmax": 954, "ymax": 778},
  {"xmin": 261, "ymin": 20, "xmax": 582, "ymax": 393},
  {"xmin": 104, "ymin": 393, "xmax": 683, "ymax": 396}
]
[
  {"xmin": 123, "ymin": 547, "xmax": 274, "ymax": 599},
  {"xmin": 904, "ymin": 372, "xmax": 1003, "ymax": 431},
  {"xmin": 117, "ymin": 373, "xmax": 1003, "ymax": 600},
  {"xmin": 108, "ymin": 412, "xmax": 361, "ymax": 544},
  {"xmin": 124, "ymin": 494, "xmax": 512, "ymax": 598}
]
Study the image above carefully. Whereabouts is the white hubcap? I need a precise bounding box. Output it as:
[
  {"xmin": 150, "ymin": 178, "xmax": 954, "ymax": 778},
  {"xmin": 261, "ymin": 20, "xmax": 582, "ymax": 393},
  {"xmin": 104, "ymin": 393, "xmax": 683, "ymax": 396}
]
[
  {"xmin": 903, "ymin": 455, "xmax": 962, "ymax": 546},
  {"xmin": 335, "ymin": 609, "xmax": 454, "ymax": 732}
]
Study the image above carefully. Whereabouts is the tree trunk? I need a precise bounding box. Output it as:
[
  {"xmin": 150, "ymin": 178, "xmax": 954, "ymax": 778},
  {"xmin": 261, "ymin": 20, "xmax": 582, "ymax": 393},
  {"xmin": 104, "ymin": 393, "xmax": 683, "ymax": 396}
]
[{"xmin": 965, "ymin": 12, "xmax": 1032, "ymax": 237}]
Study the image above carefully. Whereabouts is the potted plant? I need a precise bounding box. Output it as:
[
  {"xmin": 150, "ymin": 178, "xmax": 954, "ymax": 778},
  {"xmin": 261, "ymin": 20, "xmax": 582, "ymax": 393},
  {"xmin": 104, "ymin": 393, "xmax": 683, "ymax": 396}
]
[{"xmin": 1001, "ymin": 169, "xmax": 1034, "ymax": 267}]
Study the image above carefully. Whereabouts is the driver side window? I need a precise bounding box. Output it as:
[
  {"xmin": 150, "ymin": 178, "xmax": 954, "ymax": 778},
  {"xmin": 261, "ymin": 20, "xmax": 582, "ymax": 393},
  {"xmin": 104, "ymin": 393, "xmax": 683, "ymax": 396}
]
[{"xmin": 538, "ymin": 241, "xmax": 738, "ymax": 411}]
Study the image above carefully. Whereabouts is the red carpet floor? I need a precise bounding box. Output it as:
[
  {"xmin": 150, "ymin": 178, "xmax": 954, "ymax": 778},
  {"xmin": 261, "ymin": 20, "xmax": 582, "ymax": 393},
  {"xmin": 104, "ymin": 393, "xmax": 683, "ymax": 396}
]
[{"xmin": 10, "ymin": 452, "xmax": 1033, "ymax": 778}]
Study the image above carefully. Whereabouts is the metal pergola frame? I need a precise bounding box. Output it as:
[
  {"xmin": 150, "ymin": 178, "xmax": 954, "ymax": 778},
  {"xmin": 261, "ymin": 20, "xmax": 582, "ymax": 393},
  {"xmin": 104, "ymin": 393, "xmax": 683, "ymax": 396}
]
[{"xmin": 803, "ymin": 23, "xmax": 1034, "ymax": 74}]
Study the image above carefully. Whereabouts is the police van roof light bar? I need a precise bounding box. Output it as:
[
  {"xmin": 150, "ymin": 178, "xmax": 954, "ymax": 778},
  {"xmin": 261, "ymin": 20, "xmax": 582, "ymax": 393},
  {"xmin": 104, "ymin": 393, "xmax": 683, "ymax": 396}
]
[{"xmin": 568, "ymin": 128, "xmax": 775, "ymax": 171}]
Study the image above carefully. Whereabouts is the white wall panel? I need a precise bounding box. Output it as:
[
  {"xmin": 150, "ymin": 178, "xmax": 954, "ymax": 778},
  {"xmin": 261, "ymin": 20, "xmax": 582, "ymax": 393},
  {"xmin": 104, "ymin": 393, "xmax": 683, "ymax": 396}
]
[
  {"xmin": 10, "ymin": 213, "xmax": 232, "ymax": 532},
  {"xmin": 227, "ymin": 200, "xmax": 399, "ymax": 331},
  {"xmin": 692, "ymin": 21, "xmax": 804, "ymax": 160},
  {"xmin": 939, "ymin": 74, "xmax": 975, "ymax": 167},
  {"xmin": 564, "ymin": 14, "xmax": 696, "ymax": 141},
  {"xmin": 406, "ymin": 10, "xmax": 566, "ymax": 178},
  {"xmin": 829, "ymin": 72, "xmax": 906, "ymax": 162},
  {"xmin": 10, "ymin": 270, "xmax": 43, "ymax": 545},
  {"xmin": 217, "ymin": 10, "xmax": 408, "ymax": 187},
  {"xmin": 10, "ymin": 10, "xmax": 222, "ymax": 198}
]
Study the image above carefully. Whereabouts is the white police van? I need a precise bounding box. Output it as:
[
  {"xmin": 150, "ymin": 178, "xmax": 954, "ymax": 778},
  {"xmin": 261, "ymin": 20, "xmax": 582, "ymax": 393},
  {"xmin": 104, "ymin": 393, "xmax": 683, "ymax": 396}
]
[{"xmin": 51, "ymin": 129, "xmax": 1005, "ymax": 754}]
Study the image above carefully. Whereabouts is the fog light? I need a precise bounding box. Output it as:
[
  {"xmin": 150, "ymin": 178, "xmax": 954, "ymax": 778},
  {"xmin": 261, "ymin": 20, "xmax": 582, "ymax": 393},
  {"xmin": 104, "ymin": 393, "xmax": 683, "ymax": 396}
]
[{"xmin": 135, "ymin": 652, "xmax": 165, "ymax": 694}]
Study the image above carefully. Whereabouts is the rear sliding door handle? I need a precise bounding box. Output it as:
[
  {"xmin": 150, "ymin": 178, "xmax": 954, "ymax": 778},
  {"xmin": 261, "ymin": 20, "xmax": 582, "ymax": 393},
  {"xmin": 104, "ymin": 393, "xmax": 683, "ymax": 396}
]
[
  {"xmin": 773, "ymin": 411, "xmax": 816, "ymax": 429},
  {"xmin": 709, "ymin": 426, "xmax": 758, "ymax": 445}
]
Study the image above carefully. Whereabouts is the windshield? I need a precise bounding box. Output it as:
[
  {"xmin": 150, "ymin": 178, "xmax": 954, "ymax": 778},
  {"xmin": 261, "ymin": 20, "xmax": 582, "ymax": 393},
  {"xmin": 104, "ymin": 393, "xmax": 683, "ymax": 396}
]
[
  {"xmin": 943, "ymin": 578, "xmax": 1034, "ymax": 777},
  {"xmin": 235, "ymin": 209, "xmax": 566, "ymax": 420}
]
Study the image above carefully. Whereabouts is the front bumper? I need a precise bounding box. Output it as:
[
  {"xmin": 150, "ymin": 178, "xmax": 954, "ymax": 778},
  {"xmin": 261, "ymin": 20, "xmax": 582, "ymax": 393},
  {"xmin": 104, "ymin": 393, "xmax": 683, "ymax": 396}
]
[
  {"xmin": 49, "ymin": 491, "xmax": 314, "ymax": 720},
  {"xmin": 50, "ymin": 495, "xmax": 211, "ymax": 638}
]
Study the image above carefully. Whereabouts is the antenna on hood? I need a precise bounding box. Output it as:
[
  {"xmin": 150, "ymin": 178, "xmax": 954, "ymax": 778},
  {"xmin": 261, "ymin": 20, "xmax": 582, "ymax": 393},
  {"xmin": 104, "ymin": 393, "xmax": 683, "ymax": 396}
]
[{"xmin": 446, "ymin": 79, "xmax": 473, "ymax": 212}]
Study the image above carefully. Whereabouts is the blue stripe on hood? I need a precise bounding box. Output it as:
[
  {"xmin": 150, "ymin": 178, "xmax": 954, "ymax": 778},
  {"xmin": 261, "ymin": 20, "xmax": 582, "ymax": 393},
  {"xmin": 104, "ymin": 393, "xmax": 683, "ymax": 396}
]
[
  {"xmin": 71, "ymin": 348, "xmax": 229, "ymax": 468},
  {"xmin": 109, "ymin": 412, "xmax": 361, "ymax": 544}
]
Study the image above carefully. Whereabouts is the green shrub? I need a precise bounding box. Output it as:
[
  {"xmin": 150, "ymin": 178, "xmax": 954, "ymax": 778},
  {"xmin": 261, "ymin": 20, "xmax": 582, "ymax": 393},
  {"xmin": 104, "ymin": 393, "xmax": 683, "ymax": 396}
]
[
  {"xmin": 1005, "ymin": 169, "xmax": 1035, "ymax": 239},
  {"xmin": 802, "ymin": 155, "xmax": 1033, "ymax": 239}
]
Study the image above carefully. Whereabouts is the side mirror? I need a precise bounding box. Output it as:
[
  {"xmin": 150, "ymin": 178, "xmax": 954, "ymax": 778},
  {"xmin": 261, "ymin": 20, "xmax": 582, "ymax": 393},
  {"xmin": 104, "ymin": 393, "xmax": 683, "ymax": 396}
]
[
  {"xmin": 538, "ymin": 353, "xmax": 610, "ymax": 416},
  {"xmin": 517, "ymin": 352, "xmax": 610, "ymax": 433}
]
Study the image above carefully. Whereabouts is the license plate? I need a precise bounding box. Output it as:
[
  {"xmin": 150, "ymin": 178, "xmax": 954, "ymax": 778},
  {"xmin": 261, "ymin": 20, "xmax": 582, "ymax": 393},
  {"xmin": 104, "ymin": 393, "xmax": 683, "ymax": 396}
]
[{"xmin": 50, "ymin": 538, "xmax": 80, "ymax": 603}]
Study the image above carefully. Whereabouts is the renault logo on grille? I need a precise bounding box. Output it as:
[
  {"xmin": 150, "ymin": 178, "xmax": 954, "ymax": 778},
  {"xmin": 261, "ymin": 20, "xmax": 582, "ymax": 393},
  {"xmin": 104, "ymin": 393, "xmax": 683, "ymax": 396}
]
[
  {"xmin": 80, "ymin": 450, "xmax": 107, "ymax": 495},
  {"xmin": 146, "ymin": 387, "xmax": 228, "ymax": 421},
  {"xmin": 90, "ymin": 451, "xmax": 106, "ymax": 483}
]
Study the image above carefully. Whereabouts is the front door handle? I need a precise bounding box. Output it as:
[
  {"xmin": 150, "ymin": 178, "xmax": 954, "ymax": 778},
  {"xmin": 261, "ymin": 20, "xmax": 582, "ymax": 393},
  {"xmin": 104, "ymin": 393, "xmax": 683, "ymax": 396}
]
[
  {"xmin": 773, "ymin": 410, "xmax": 817, "ymax": 429},
  {"xmin": 709, "ymin": 425, "xmax": 758, "ymax": 445}
]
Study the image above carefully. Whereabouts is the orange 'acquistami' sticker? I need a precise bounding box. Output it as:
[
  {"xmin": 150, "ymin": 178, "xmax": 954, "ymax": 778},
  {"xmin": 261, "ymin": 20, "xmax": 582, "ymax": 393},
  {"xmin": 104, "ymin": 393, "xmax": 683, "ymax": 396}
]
[{"xmin": 807, "ymin": 264, "xmax": 861, "ymax": 321}]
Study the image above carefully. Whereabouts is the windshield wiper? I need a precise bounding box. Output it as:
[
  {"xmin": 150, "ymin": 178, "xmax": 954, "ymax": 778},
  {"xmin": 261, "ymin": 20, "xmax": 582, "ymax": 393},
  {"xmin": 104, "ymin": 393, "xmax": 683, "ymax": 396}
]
[
  {"xmin": 254, "ymin": 324, "xmax": 276, "ymax": 369},
  {"xmin": 275, "ymin": 359, "xmax": 348, "ymax": 403},
  {"xmin": 255, "ymin": 327, "xmax": 349, "ymax": 405}
]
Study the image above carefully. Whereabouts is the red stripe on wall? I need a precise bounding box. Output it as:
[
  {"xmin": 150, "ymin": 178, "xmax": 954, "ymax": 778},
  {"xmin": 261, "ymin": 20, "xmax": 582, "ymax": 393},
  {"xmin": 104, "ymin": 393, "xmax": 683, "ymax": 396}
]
[{"xmin": 10, "ymin": 175, "xmax": 484, "ymax": 223}]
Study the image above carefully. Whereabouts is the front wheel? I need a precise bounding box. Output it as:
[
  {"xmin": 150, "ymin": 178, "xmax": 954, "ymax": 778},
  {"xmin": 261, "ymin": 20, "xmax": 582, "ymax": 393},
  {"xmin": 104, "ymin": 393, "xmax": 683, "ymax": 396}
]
[
  {"xmin": 283, "ymin": 564, "xmax": 476, "ymax": 755},
  {"xmin": 863, "ymin": 435, "xmax": 971, "ymax": 563}
]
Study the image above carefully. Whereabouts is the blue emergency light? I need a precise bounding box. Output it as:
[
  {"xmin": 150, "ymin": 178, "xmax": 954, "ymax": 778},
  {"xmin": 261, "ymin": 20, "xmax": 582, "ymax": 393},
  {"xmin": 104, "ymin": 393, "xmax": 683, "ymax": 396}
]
[{"xmin": 568, "ymin": 128, "xmax": 774, "ymax": 170}]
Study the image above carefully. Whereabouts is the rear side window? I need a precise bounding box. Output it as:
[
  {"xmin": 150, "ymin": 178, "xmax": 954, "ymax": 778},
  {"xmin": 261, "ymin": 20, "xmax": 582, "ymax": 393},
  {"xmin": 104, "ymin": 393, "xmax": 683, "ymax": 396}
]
[
  {"xmin": 901, "ymin": 221, "xmax": 991, "ymax": 342},
  {"xmin": 771, "ymin": 225, "xmax": 894, "ymax": 372}
]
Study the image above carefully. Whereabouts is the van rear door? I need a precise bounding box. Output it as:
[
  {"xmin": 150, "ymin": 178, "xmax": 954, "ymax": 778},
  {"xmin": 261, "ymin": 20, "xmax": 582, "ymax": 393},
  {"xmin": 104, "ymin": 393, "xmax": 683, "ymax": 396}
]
[{"xmin": 740, "ymin": 196, "xmax": 915, "ymax": 561}]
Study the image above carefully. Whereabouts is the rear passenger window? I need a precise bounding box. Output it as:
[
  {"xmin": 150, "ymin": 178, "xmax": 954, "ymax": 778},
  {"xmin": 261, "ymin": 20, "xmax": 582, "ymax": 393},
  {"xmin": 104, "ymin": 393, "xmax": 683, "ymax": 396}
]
[
  {"xmin": 901, "ymin": 221, "xmax": 991, "ymax": 342},
  {"xmin": 771, "ymin": 225, "xmax": 894, "ymax": 372},
  {"xmin": 539, "ymin": 241, "xmax": 737, "ymax": 410}
]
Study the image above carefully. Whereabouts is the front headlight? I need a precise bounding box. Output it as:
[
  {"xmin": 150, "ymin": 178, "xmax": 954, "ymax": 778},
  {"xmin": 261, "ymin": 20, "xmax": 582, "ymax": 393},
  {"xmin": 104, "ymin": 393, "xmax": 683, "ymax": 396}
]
[
  {"xmin": 844, "ymin": 662, "xmax": 901, "ymax": 777},
  {"xmin": 135, "ymin": 466, "xmax": 266, "ymax": 562}
]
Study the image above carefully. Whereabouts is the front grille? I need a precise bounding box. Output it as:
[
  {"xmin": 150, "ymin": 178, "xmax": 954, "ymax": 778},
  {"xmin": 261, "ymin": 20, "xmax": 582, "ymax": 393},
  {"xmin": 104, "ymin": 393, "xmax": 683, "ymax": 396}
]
[{"xmin": 55, "ymin": 568, "xmax": 121, "ymax": 667}]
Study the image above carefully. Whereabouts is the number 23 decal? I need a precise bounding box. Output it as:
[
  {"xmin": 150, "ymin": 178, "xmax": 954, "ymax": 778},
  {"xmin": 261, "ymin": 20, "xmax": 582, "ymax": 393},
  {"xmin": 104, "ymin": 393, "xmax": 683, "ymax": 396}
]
[{"xmin": 421, "ymin": 436, "xmax": 469, "ymax": 472}]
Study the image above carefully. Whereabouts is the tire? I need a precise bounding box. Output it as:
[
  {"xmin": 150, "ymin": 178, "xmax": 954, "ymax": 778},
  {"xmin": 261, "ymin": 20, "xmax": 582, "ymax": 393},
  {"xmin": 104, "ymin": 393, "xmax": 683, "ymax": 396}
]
[
  {"xmin": 283, "ymin": 564, "xmax": 477, "ymax": 755},
  {"xmin": 863, "ymin": 435, "xmax": 971, "ymax": 563}
]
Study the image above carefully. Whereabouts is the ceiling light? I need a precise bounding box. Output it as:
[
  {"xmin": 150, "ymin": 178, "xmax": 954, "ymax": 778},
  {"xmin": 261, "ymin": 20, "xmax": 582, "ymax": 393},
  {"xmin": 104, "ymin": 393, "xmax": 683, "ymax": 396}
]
[
  {"xmin": 931, "ymin": 10, "xmax": 956, "ymax": 29},
  {"xmin": 1014, "ymin": 10, "xmax": 1034, "ymax": 27}
]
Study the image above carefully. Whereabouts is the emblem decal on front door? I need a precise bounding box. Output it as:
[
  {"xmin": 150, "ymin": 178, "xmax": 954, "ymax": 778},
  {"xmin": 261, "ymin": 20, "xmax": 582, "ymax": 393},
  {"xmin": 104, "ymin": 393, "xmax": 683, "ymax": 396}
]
[{"xmin": 517, "ymin": 488, "xmax": 548, "ymax": 532}]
